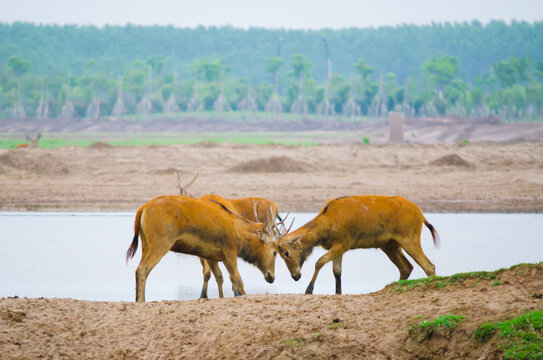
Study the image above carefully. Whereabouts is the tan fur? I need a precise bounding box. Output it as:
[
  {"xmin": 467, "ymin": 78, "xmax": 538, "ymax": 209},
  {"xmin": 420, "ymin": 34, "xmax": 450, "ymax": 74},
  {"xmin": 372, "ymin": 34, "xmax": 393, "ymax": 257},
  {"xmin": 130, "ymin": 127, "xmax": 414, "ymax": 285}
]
[
  {"xmin": 277, "ymin": 195, "xmax": 440, "ymax": 294},
  {"xmin": 227, "ymin": 197, "xmax": 280, "ymax": 223},
  {"xmin": 197, "ymin": 194, "xmax": 280, "ymax": 298},
  {"xmin": 126, "ymin": 195, "xmax": 277, "ymax": 302}
]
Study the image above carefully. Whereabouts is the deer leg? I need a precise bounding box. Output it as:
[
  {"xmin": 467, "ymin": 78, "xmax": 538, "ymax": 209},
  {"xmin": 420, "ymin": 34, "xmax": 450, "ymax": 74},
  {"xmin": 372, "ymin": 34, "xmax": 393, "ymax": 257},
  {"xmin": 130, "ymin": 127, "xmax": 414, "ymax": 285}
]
[
  {"xmin": 199, "ymin": 257, "xmax": 212, "ymax": 299},
  {"xmin": 332, "ymin": 255, "xmax": 343, "ymax": 295},
  {"xmin": 222, "ymin": 254, "xmax": 246, "ymax": 296},
  {"xmin": 397, "ymin": 236, "xmax": 435, "ymax": 277},
  {"xmin": 305, "ymin": 245, "xmax": 346, "ymax": 295},
  {"xmin": 382, "ymin": 241, "xmax": 414, "ymax": 280},
  {"xmin": 207, "ymin": 260, "xmax": 224, "ymax": 298},
  {"xmin": 135, "ymin": 241, "xmax": 171, "ymax": 303}
]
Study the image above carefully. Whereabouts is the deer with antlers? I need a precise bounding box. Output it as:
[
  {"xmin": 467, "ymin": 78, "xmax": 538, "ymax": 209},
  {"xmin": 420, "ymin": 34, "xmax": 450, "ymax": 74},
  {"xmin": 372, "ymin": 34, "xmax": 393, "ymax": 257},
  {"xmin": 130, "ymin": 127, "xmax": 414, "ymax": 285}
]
[
  {"xmin": 276, "ymin": 195, "xmax": 439, "ymax": 295},
  {"xmin": 16, "ymin": 131, "xmax": 42, "ymax": 149},
  {"xmin": 175, "ymin": 171, "xmax": 284, "ymax": 298},
  {"xmin": 126, "ymin": 194, "xmax": 280, "ymax": 302}
]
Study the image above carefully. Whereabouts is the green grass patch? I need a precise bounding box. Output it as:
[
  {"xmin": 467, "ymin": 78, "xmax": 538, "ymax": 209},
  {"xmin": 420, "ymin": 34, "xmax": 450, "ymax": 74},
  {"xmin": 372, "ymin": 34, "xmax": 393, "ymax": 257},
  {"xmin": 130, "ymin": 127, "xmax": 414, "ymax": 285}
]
[
  {"xmin": 0, "ymin": 132, "xmax": 320, "ymax": 148},
  {"xmin": 473, "ymin": 311, "xmax": 543, "ymax": 360},
  {"xmin": 410, "ymin": 314, "xmax": 465, "ymax": 337},
  {"xmin": 391, "ymin": 265, "xmax": 529, "ymax": 292}
]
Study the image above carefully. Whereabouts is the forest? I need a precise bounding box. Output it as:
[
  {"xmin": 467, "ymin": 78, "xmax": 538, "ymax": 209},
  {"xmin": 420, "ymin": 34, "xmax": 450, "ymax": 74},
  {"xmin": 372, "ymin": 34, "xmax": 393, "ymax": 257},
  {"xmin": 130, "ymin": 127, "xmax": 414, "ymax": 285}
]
[{"xmin": 1, "ymin": 21, "xmax": 542, "ymax": 121}]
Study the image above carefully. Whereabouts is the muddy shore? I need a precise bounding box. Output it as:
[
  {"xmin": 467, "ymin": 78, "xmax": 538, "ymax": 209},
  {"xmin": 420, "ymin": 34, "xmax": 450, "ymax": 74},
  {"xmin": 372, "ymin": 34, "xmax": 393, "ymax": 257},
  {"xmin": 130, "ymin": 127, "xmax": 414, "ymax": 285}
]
[{"xmin": 1, "ymin": 263, "xmax": 542, "ymax": 359}]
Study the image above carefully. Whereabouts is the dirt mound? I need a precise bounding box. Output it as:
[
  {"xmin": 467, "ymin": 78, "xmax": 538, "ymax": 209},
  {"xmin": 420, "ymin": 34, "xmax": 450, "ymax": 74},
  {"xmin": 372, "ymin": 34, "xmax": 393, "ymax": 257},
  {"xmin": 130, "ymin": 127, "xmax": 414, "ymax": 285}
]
[
  {"xmin": 431, "ymin": 153, "xmax": 473, "ymax": 168},
  {"xmin": 89, "ymin": 141, "xmax": 112, "ymax": 149},
  {"xmin": 0, "ymin": 151, "xmax": 69, "ymax": 175},
  {"xmin": 0, "ymin": 263, "xmax": 541, "ymax": 359},
  {"xmin": 229, "ymin": 156, "xmax": 310, "ymax": 173}
]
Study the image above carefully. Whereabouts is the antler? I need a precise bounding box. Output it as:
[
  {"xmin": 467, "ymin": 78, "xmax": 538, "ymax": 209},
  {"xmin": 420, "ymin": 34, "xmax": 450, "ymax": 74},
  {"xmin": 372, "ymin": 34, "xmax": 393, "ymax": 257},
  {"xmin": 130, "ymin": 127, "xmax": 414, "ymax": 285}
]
[
  {"xmin": 271, "ymin": 211, "xmax": 294, "ymax": 241},
  {"xmin": 253, "ymin": 200, "xmax": 261, "ymax": 222},
  {"xmin": 175, "ymin": 171, "xmax": 199, "ymax": 198}
]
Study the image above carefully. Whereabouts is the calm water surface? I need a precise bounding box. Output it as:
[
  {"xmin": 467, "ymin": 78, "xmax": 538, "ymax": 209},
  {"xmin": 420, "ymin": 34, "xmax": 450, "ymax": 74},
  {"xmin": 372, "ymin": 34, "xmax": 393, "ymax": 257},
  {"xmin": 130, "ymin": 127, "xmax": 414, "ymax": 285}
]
[{"xmin": 1, "ymin": 212, "xmax": 541, "ymax": 301}]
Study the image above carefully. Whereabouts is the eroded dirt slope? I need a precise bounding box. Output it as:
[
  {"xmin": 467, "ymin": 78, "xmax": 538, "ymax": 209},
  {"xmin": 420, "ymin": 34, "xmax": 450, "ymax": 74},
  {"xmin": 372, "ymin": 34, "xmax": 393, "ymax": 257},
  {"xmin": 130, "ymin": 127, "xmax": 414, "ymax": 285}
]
[{"xmin": 1, "ymin": 264, "xmax": 541, "ymax": 359}]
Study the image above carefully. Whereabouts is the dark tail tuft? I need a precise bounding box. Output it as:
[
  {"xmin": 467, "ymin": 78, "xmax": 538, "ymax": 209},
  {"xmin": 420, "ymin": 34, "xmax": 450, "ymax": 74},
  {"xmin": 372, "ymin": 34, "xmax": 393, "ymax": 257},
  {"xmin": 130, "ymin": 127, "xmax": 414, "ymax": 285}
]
[
  {"xmin": 126, "ymin": 207, "xmax": 143, "ymax": 263},
  {"xmin": 424, "ymin": 218, "xmax": 440, "ymax": 248}
]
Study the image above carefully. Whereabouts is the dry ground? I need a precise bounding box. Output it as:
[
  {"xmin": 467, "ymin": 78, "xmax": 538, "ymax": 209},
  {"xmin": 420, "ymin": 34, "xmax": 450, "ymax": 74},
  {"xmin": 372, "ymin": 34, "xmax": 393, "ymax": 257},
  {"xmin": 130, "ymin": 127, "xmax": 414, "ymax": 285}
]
[
  {"xmin": 0, "ymin": 142, "xmax": 542, "ymax": 212},
  {"xmin": 2, "ymin": 119, "xmax": 543, "ymax": 359},
  {"xmin": 1, "ymin": 263, "xmax": 542, "ymax": 359}
]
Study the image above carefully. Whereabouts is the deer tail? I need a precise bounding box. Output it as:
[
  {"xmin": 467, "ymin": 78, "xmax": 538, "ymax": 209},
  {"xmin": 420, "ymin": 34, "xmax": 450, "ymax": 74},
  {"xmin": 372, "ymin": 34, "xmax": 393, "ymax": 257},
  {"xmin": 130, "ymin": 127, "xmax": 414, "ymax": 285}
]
[
  {"xmin": 423, "ymin": 218, "xmax": 440, "ymax": 249},
  {"xmin": 126, "ymin": 207, "xmax": 144, "ymax": 263}
]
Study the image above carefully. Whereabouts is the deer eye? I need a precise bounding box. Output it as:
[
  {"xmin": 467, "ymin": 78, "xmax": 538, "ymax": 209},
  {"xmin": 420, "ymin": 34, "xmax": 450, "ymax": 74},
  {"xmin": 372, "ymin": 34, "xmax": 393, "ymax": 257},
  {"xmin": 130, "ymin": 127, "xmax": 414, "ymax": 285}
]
[
  {"xmin": 273, "ymin": 251, "xmax": 277, "ymax": 256},
  {"xmin": 285, "ymin": 251, "xmax": 289, "ymax": 257}
]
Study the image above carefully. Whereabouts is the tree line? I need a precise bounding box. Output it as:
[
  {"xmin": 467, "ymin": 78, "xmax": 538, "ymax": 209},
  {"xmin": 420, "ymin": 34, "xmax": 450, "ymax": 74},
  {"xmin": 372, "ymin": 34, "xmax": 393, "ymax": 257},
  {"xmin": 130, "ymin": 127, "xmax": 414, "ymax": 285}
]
[{"xmin": 1, "ymin": 21, "xmax": 542, "ymax": 121}]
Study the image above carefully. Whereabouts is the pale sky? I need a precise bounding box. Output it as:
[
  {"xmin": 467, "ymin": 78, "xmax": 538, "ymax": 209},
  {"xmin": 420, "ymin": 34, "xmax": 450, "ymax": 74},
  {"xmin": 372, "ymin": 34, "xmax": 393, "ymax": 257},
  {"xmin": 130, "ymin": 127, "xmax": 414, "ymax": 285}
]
[{"xmin": 0, "ymin": 0, "xmax": 542, "ymax": 29}]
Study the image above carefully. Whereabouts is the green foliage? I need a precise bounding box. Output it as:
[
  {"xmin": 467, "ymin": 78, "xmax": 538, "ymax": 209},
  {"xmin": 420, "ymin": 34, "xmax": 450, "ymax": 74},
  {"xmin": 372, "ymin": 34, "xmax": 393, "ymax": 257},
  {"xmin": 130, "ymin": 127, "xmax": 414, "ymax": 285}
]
[
  {"xmin": 265, "ymin": 56, "xmax": 284, "ymax": 74},
  {"xmin": 473, "ymin": 311, "xmax": 543, "ymax": 360},
  {"xmin": 422, "ymin": 55, "xmax": 459, "ymax": 90},
  {"xmin": 410, "ymin": 314, "xmax": 465, "ymax": 336},
  {"xmin": 391, "ymin": 266, "xmax": 522, "ymax": 292},
  {"xmin": 362, "ymin": 136, "xmax": 370, "ymax": 145},
  {"xmin": 7, "ymin": 56, "xmax": 31, "ymax": 77},
  {"xmin": 354, "ymin": 58, "xmax": 374, "ymax": 80},
  {"xmin": 191, "ymin": 58, "xmax": 224, "ymax": 82},
  {"xmin": 1, "ymin": 22, "xmax": 543, "ymax": 121}
]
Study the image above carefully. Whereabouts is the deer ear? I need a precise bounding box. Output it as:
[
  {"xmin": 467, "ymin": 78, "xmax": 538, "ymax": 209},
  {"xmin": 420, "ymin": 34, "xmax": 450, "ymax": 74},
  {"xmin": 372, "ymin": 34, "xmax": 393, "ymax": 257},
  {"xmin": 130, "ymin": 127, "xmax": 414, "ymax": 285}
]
[
  {"xmin": 289, "ymin": 236, "xmax": 302, "ymax": 246},
  {"xmin": 257, "ymin": 230, "xmax": 269, "ymax": 243}
]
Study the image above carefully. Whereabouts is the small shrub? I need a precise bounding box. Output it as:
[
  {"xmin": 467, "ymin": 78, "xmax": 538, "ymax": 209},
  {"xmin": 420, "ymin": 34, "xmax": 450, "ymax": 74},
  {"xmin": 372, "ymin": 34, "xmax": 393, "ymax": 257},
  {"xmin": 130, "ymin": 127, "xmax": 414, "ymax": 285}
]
[{"xmin": 362, "ymin": 136, "xmax": 370, "ymax": 145}]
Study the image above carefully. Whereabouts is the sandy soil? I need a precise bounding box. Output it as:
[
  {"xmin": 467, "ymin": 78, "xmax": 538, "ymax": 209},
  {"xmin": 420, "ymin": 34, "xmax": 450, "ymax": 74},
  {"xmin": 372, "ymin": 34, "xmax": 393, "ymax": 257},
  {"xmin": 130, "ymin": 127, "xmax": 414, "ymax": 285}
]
[
  {"xmin": 1, "ymin": 263, "xmax": 541, "ymax": 359},
  {"xmin": 1, "ymin": 118, "xmax": 543, "ymax": 359},
  {"xmin": 0, "ymin": 142, "xmax": 542, "ymax": 212}
]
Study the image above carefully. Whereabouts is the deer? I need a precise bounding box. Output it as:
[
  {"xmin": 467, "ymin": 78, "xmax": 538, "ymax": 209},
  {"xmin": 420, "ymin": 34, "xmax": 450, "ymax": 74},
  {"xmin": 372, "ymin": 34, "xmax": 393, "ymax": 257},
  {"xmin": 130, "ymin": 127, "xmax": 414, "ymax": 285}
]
[
  {"xmin": 16, "ymin": 131, "xmax": 42, "ymax": 149},
  {"xmin": 197, "ymin": 193, "xmax": 286, "ymax": 298},
  {"xmin": 126, "ymin": 195, "xmax": 279, "ymax": 302},
  {"xmin": 174, "ymin": 171, "xmax": 283, "ymax": 298},
  {"xmin": 275, "ymin": 195, "xmax": 440, "ymax": 295}
]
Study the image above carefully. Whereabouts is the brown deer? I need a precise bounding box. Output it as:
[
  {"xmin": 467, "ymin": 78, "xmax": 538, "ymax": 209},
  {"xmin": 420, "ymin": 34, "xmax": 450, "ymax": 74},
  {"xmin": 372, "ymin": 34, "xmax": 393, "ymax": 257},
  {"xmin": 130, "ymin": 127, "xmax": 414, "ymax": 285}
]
[
  {"xmin": 197, "ymin": 194, "xmax": 284, "ymax": 298},
  {"xmin": 16, "ymin": 131, "xmax": 42, "ymax": 149},
  {"xmin": 126, "ymin": 195, "xmax": 278, "ymax": 302},
  {"xmin": 276, "ymin": 195, "xmax": 440, "ymax": 295},
  {"xmin": 174, "ymin": 171, "xmax": 283, "ymax": 298}
]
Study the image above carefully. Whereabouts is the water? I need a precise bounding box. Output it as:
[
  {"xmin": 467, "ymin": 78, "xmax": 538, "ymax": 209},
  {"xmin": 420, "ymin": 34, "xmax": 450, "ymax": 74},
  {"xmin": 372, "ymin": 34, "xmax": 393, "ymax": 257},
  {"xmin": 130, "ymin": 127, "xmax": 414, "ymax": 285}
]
[{"xmin": 0, "ymin": 212, "xmax": 541, "ymax": 302}]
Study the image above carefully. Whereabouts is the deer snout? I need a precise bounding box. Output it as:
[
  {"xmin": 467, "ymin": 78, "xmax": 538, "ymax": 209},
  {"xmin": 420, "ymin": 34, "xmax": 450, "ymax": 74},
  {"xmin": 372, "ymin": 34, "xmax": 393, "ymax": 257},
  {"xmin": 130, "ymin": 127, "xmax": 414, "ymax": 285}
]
[
  {"xmin": 265, "ymin": 272, "xmax": 275, "ymax": 283},
  {"xmin": 292, "ymin": 273, "xmax": 301, "ymax": 281}
]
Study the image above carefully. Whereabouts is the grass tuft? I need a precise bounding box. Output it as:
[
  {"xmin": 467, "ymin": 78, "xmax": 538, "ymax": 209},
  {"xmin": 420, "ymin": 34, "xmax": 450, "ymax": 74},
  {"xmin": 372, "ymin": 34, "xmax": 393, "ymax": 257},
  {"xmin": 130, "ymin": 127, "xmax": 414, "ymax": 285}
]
[
  {"xmin": 410, "ymin": 314, "xmax": 465, "ymax": 337},
  {"xmin": 473, "ymin": 311, "xmax": 542, "ymax": 360},
  {"xmin": 391, "ymin": 263, "xmax": 542, "ymax": 293}
]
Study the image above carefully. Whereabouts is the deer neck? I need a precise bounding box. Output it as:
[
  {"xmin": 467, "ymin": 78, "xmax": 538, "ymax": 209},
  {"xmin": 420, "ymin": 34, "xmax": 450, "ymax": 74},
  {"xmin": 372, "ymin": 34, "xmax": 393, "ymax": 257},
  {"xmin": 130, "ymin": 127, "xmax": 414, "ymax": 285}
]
[
  {"xmin": 292, "ymin": 217, "xmax": 331, "ymax": 259},
  {"xmin": 236, "ymin": 226, "xmax": 264, "ymax": 269}
]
